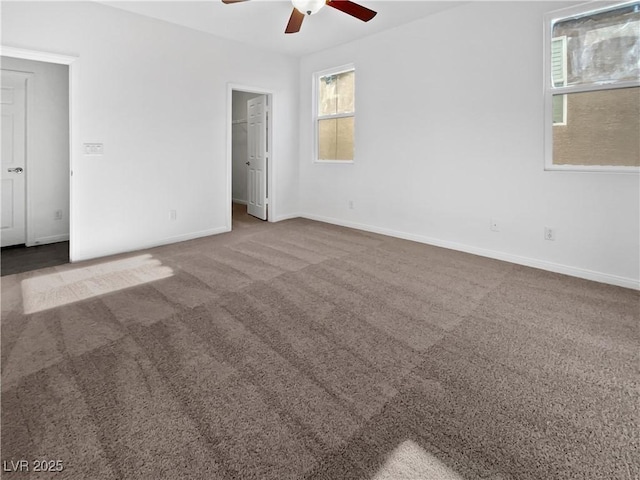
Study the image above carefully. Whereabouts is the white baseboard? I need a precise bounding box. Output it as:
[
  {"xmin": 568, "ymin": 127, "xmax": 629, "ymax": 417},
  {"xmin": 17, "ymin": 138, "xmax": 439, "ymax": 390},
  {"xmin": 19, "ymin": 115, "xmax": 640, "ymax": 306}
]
[
  {"xmin": 272, "ymin": 212, "xmax": 300, "ymax": 222},
  {"xmin": 31, "ymin": 234, "xmax": 70, "ymax": 246},
  {"xmin": 301, "ymin": 213, "xmax": 639, "ymax": 291},
  {"xmin": 232, "ymin": 198, "xmax": 248, "ymax": 205},
  {"xmin": 70, "ymin": 226, "xmax": 230, "ymax": 263}
]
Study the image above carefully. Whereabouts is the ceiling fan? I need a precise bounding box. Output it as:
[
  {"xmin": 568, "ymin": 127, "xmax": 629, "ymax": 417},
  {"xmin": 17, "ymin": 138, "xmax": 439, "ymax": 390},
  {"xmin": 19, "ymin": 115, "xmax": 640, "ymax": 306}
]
[{"xmin": 221, "ymin": 0, "xmax": 377, "ymax": 34}]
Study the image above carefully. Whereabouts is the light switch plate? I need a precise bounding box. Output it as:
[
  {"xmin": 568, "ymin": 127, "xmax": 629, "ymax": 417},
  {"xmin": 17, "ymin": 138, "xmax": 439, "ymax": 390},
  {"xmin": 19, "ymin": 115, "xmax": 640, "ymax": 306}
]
[{"xmin": 83, "ymin": 143, "xmax": 104, "ymax": 155}]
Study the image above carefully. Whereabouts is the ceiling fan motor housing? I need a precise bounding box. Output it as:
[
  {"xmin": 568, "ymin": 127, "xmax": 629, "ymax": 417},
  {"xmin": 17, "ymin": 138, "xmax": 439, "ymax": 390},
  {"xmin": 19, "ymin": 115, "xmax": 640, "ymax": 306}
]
[{"xmin": 291, "ymin": 0, "xmax": 325, "ymax": 15}]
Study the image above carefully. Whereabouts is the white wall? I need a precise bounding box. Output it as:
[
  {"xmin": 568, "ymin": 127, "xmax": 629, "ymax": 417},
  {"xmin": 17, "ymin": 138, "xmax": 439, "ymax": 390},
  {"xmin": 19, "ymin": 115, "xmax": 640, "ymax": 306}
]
[
  {"xmin": 1, "ymin": 56, "xmax": 70, "ymax": 246},
  {"xmin": 231, "ymin": 91, "xmax": 260, "ymax": 204},
  {"xmin": 2, "ymin": 1, "xmax": 299, "ymax": 261},
  {"xmin": 298, "ymin": 1, "xmax": 640, "ymax": 289}
]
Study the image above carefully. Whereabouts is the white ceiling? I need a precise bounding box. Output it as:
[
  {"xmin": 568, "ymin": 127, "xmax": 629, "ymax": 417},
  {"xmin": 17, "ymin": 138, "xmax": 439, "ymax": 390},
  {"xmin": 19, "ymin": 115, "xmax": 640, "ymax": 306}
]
[{"xmin": 101, "ymin": 1, "xmax": 465, "ymax": 57}]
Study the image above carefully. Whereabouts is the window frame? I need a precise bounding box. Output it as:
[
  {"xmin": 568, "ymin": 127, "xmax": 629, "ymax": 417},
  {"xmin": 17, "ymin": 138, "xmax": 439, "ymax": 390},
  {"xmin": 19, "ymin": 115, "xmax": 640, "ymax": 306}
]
[
  {"xmin": 312, "ymin": 63, "xmax": 356, "ymax": 164},
  {"xmin": 543, "ymin": 1, "xmax": 640, "ymax": 173},
  {"xmin": 551, "ymin": 35, "xmax": 568, "ymax": 126}
]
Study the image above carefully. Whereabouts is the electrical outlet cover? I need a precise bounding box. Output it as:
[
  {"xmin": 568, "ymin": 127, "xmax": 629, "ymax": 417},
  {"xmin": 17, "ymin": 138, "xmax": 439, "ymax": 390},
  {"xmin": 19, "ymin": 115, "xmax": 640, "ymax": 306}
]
[{"xmin": 544, "ymin": 227, "xmax": 555, "ymax": 241}]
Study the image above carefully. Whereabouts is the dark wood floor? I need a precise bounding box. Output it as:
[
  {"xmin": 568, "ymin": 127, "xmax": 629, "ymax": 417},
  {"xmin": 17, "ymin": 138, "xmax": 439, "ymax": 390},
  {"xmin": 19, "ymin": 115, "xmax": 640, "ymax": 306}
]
[{"xmin": 1, "ymin": 241, "xmax": 69, "ymax": 276}]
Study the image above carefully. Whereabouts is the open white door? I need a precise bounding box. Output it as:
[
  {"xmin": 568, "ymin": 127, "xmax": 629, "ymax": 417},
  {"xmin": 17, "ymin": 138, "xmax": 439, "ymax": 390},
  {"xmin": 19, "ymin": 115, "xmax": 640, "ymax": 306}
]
[
  {"xmin": 1, "ymin": 71, "xmax": 28, "ymax": 247},
  {"xmin": 246, "ymin": 95, "xmax": 268, "ymax": 220}
]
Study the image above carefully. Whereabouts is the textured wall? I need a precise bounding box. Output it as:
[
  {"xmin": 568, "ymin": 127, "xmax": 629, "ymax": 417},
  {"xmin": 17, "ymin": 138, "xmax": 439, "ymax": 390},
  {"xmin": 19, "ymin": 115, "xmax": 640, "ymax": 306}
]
[
  {"xmin": 299, "ymin": 1, "xmax": 640, "ymax": 288},
  {"xmin": 2, "ymin": 1, "xmax": 299, "ymax": 261}
]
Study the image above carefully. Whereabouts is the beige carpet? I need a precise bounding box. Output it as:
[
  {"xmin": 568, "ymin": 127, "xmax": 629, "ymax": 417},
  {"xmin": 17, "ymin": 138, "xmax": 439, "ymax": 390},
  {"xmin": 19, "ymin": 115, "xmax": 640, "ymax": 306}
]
[{"xmin": 1, "ymin": 215, "xmax": 638, "ymax": 479}]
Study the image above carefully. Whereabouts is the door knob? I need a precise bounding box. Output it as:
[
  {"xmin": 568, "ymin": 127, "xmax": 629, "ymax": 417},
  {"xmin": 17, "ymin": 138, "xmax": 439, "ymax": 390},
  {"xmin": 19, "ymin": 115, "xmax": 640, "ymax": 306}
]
[
  {"xmin": 246, "ymin": 162, "xmax": 250, "ymax": 166},
  {"xmin": 7, "ymin": 167, "xmax": 23, "ymax": 174}
]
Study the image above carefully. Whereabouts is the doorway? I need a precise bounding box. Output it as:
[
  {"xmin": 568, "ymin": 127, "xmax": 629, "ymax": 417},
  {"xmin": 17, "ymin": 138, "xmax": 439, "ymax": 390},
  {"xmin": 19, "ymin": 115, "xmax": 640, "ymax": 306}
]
[
  {"xmin": 228, "ymin": 86, "xmax": 273, "ymax": 230},
  {"xmin": 1, "ymin": 53, "xmax": 72, "ymax": 275}
]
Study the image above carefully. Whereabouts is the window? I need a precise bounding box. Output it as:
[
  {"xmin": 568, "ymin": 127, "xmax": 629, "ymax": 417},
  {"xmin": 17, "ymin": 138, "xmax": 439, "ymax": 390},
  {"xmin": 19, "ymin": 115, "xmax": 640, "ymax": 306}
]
[
  {"xmin": 544, "ymin": 1, "xmax": 640, "ymax": 172},
  {"xmin": 314, "ymin": 65, "xmax": 355, "ymax": 162}
]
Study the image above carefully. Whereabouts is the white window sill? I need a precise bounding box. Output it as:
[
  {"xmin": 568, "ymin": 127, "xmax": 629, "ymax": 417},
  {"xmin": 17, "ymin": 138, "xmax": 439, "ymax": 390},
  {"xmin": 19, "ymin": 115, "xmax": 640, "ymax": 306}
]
[
  {"xmin": 544, "ymin": 164, "xmax": 640, "ymax": 174},
  {"xmin": 314, "ymin": 160, "xmax": 355, "ymax": 164}
]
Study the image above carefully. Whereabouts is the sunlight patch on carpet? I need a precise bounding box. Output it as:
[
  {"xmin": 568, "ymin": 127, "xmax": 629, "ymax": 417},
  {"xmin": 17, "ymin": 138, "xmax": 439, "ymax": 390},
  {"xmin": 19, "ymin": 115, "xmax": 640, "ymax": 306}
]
[
  {"xmin": 21, "ymin": 254, "xmax": 174, "ymax": 314},
  {"xmin": 371, "ymin": 439, "xmax": 464, "ymax": 480}
]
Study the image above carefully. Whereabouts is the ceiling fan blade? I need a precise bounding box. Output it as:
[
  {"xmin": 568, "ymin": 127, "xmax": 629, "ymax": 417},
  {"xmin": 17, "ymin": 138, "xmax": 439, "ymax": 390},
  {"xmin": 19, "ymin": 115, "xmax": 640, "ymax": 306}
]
[
  {"xmin": 285, "ymin": 8, "xmax": 305, "ymax": 34},
  {"xmin": 327, "ymin": 0, "xmax": 377, "ymax": 22},
  {"xmin": 221, "ymin": 0, "xmax": 249, "ymax": 4}
]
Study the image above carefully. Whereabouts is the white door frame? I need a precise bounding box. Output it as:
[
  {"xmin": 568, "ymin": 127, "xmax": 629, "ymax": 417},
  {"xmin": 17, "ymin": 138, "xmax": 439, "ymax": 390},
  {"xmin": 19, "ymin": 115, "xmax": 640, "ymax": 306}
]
[
  {"xmin": 0, "ymin": 46, "xmax": 78, "ymax": 258},
  {"xmin": 226, "ymin": 83, "xmax": 274, "ymax": 229}
]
